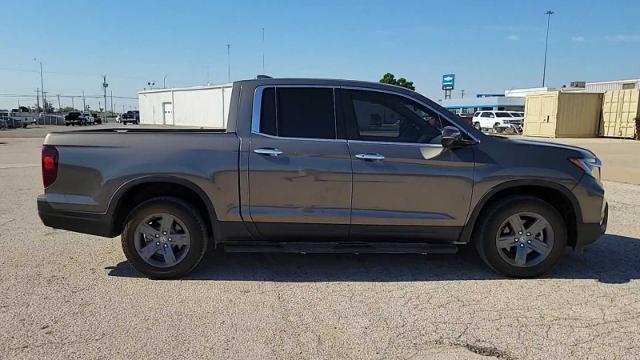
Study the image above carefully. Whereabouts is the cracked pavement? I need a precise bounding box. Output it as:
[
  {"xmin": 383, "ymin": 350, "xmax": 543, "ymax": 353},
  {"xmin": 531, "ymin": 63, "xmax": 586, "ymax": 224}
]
[{"xmin": 1, "ymin": 128, "xmax": 639, "ymax": 359}]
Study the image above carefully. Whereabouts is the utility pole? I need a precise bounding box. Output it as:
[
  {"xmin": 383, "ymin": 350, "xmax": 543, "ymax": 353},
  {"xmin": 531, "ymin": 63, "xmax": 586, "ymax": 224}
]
[
  {"xmin": 461, "ymin": 89, "xmax": 465, "ymax": 99},
  {"xmin": 542, "ymin": 10, "xmax": 554, "ymax": 87},
  {"xmin": 36, "ymin": 88, "xmax": 40, "ymax": 112},
  {"xmin": 34, "ymin": 59, "xmax": 45, "ymax": 112},
  {"xmin": 226, "ymin": 44, "xmax": 231, "ymax": 82},
  {"xmin": 261, "ymin": 28, "xmax": 265, "ymax": 74},
  {"xmin": 163, "ymin": 74, "xmax": 168, "ymax": 89},
  {"xmin": 71, "ymin": 96, "xmax": 75, "ymax": 110},
  {"xmin": 110, "ymin": 91, "xmax": 114, "ymax": 115},
  {"xmin": 82, "ymin": 90, "xmax": 86, "ymax": 111},
  {"xmin": 102, "ymin": 75, "xmax": 108, "ymax": 118},
  {"xmin": 57, "ymin": 94, "xmax": 61, "ymax": 112}
]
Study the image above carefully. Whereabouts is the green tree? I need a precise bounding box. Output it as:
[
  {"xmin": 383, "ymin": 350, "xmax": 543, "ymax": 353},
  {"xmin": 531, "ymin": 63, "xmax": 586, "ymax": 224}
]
[{"xmin": 379, "ymin": 73, "xmax": 415, "ymax": 90}]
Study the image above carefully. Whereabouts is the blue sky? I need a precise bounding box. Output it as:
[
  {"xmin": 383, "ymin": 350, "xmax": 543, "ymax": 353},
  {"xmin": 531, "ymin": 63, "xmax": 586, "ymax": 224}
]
[{"xmin": 1, "ymin": 0, "xmax": 639, "ymax": 110}]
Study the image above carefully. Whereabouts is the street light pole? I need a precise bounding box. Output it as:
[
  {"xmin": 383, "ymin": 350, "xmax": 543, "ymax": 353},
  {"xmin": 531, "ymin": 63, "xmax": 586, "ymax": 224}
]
[
  {"xmin": 542, "ymin": 10, "xmax": 554, "ymax": 87},
  {"xmin": 163, "ymin": 74, "xmax": 168, "ymax": 88}
]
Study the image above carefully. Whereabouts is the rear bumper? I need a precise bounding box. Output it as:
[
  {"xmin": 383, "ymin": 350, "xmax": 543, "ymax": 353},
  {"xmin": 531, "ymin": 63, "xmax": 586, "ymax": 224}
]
[{"xmin": 38, "ymin": 195, "xmax": 117, "ymax": 238}]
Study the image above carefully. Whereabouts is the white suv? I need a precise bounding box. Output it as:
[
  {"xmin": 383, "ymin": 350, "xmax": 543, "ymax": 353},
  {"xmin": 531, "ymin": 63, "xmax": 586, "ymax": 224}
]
[
  {"xmin": 472, "ymin": 111, "xmax": 523, "ymax": 132},
  {"xmin": 80, "ymin": 111, "xmax": 95, "ymax": 125}
]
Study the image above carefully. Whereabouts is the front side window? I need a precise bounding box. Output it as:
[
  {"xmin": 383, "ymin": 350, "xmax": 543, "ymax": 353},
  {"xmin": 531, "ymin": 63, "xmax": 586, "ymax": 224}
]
[
  {"xmin": 495, "ymin": 112, "xmax": 512, "ymax": 118},
  {"xmin": 343, "ymin": 89, "xmax": 444, "ymax": 144},
  {"xmin": 258, "ymin": 87, "xmax": 336, "ymax": 139}
]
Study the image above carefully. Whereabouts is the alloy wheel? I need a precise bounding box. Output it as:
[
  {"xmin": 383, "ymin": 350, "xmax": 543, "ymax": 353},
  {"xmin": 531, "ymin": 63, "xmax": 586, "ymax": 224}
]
[
  {"xmin": 134, "ymin": 213, "xmax": 191, "ymax": 268},
  {"xmin": 495, "ymin": 212, "xmax": 554, "ymax": 267}
]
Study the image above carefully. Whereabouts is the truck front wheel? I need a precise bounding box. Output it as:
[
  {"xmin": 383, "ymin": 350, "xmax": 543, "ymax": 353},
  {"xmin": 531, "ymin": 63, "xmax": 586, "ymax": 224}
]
[
  {"xmin": 121, "ymin": 197, "xmax": 209, "ymax": 279},
  {"xmin": 474, "ymin": 196, "xmax": 567, "ymax": 278}
]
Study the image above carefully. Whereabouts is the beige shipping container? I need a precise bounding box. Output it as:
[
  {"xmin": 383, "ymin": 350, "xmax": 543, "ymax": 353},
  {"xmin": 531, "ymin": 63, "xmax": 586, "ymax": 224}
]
[
  {"xmin": 523, "ymin": 91, "xmax": 603, "ymax": 138},
  {"xmin": 600, "ymin": 89, "xmax": 639, "ymax": 138}
]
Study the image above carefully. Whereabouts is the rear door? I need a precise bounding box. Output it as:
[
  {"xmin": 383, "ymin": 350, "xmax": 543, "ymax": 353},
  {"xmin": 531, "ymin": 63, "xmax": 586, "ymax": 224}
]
[
  {"xmin": 248, "ymin": 86, "xmax": 352, "ymax": 240},
  {"xmin": 340, "ymin": 88, "xmax": 475, "ymax": 242}
]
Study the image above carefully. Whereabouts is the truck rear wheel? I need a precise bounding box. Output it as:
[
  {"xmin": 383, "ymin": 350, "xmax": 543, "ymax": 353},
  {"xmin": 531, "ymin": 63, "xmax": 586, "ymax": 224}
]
[
  {"xmin": 121, "ymin": 197, "xmax": 209, "ymax": 279},
  {"xmin": 474, "ymin": 196, "xmax": 567, "ymax": 278}
]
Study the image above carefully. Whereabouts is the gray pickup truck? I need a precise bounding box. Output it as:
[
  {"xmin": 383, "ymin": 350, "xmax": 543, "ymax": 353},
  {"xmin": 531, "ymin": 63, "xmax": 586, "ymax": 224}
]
[{"xmin": 38, "ymin": 78, "xmax": 607, "ymax": 279}]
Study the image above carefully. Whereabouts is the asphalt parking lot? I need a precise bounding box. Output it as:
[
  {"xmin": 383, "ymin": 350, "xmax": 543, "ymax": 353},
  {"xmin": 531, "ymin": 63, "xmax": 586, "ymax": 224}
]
[{"xmin": 1, "ymin": 126, "xmax": 640, "ymax": 359}]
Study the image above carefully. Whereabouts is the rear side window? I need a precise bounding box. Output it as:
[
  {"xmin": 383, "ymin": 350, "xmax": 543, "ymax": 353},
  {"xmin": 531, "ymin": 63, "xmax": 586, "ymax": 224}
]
[
  {"xmin": 260, "ymin": 88, "xmax": 277, "ymax": 135},
  {"xmin": 259, "ymin": 87, "xmax": 336, "ymax": 139}
]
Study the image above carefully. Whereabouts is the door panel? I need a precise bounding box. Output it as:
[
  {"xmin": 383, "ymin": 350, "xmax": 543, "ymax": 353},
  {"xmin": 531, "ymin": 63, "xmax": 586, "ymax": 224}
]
[
  {"xmin": 340, "ymin": 88, "xmax": 475, "ymax": 242},
  {"xmin": 349, "ymin": 141, "xmax": 474, "ymax": 240},
  {"xmin": 249, "ymin": 135, "xmax": 352, "ymax": 239}
]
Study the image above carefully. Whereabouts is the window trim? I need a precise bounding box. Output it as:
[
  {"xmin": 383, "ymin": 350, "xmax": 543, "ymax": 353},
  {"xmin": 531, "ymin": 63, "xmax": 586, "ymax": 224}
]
[{"xmin": 251, "ymin": 84, "xmax": 480, "ymax": 144}]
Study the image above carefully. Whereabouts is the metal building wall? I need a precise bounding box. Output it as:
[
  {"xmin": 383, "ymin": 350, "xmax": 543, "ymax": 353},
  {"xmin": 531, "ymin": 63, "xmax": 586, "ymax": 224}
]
[
  {"xmin": 139, "ymin": 84, "xmax": 233, "ymax": 128},
  {"xmin": 585, "ymin": 80, "xmax": 640, "ymax": 93}
]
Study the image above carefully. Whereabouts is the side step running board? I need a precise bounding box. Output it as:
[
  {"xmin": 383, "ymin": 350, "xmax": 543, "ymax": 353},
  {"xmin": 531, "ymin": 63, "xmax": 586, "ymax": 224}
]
[{"xmin": 223, "ymin": 242, "xmax": 458, "ymax": 255}]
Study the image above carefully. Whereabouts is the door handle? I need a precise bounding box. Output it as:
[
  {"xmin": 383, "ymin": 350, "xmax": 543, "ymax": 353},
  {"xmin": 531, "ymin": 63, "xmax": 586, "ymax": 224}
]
[
  {"xmin": 254, "ymin": 148, "xmax": 283, "ymax": 157},
  {"xmin": 355, "ymin": 153, "xmax": 385, "ymax": 161}
]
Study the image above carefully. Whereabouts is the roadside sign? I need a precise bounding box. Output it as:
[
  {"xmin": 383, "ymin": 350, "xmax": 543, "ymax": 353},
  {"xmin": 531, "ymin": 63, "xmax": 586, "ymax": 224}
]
[{"xmin": 442, "ymin": 74, "xmax": 455, "ymax": 90}]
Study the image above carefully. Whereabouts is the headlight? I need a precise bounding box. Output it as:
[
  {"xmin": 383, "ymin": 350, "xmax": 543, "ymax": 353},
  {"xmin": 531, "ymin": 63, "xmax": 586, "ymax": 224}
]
[{"xmin": 569, "ymin": 157, "xmax": 601, "ymax": 180}]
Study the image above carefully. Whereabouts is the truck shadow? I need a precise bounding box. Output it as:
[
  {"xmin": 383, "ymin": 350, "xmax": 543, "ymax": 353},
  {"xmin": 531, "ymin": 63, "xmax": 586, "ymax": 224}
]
[{"xmin": 107, "ymin": 233, "xmax": 640, "ymax": 284}]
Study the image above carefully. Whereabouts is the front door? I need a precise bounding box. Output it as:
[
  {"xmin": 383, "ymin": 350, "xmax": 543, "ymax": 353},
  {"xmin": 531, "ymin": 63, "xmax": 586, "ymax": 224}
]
[
  {"xmin": 340, "ymin": 88, "xmax": 475, "ymax": 242},
  {"xmin": 248, "ymin": 87, "xmax": 352, "ymax": 240}
]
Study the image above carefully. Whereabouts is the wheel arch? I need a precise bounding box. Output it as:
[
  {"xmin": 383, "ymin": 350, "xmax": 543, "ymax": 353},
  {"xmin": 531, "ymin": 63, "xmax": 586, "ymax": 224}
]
[
  {"xmin": 108, "ymin": 176, "xmax": 220, "ymax": 242},
  {"xmin": 461, "ymin": 180, "xmax": 581, "ymax": 248}
]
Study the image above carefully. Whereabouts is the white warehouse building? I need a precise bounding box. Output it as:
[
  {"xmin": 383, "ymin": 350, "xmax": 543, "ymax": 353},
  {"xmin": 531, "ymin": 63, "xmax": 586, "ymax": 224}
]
[{"xmin": 138, "ymin": 83, "xmax": 233, "ymax": 128}]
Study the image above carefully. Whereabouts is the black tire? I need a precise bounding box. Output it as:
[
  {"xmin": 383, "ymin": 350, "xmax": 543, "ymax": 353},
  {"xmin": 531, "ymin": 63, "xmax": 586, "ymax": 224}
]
[
  {"xmin": 121, "ymin": 197, "xmax": 209, "ymax": 279},
  {"xmin": 474, "ymin": 196, "xmax": 567, "ymax": 278}
]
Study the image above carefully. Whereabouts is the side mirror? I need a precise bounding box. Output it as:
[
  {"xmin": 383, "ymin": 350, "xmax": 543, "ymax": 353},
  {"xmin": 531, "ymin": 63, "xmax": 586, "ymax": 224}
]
[{"xmin": 441, "ymin": 126, "xmax": 463, "ymax": 148}]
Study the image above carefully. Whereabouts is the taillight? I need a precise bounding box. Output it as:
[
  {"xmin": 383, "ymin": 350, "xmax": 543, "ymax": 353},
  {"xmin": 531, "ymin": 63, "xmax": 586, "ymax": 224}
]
[{"xmin": 42, "ymin": 145, "xmax": 58, "ymax": 188}]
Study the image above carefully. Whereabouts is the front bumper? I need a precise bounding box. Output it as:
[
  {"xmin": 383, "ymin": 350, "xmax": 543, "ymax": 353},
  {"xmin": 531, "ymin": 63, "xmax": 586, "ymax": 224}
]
[
  {"xmin": 575, "ymin": 201, "xmax": 608, "ymax": 251},
  {"xmin": 38, "ymin": 195, "xmax": 117, "ymax": 238}
]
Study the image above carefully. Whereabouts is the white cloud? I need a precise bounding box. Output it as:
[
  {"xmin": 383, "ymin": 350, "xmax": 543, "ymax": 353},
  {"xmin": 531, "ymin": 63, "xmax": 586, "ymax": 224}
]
[
  {"xmin": 571, "ymin": 36, "xmax": 585, "ymax": 42},
  {"xmin": 507, "ymin": 34, "xmax": 520, "ymax": 41},
  {"xmin": 605, "ymin": 34, "xmax": 640, "ymax": 42}
]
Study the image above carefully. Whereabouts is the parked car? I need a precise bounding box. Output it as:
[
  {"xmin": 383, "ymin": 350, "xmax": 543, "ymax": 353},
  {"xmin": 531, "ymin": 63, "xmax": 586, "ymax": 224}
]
[
  {"xmin": 92, "ymin": 112, "xmax": 102, "ymax": 125},
  {"xmin": 7, "ymin": 108, "xmax": 37, "ymax": 128},
  {"xmin": 1, "ymin": 111, "xmax": 22, "ymax": 128},
  {"xmin": 458, "ymin": 113, "xmax": 474, "ymax": 126},
  {"xmin": 38, "ymin": 78, "xmax": 607, "ymax": 279},
  {"xmin": 472, "ymin": 111, "xmax": 523, "ymax": 132},
  {"xmin": 64, "ymin": 112, "xmax": 87, "ymax": 126},
  {"xmin": 0, "ymin": 110, "xmax": 9, "ymax": 129},
  {"xmin": 80, "ymin": 111, "xmax": 95, "ymax": 125},
  {"xmin": 120, "ymin": 110, "xmax": 140, "ymax": 125}
]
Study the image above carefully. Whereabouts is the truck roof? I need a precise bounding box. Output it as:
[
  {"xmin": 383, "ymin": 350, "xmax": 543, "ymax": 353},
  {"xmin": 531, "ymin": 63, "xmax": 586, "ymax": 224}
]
[{"xmin": 236, "ymin": 77, "xmax": 417, "ymax": 93}]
